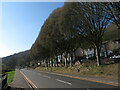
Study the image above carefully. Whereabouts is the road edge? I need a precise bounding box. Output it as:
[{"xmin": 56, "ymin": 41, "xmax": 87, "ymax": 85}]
[
  {"xmin": 38, "ymin": 70, "xmax": 118, "ymax": 87},
  {"xmin": 20, "ymin": 71, "xmax": 39, "ymax": 90}
]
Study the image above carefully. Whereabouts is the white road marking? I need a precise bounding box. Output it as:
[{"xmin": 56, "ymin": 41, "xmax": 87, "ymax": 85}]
[
  {"xmin": 43, "ymin": 75, "xmax": 51, "ymax": 79},
  {"xmin": 56, "ymin": 79, "xmax": 72, "ymax": 85}
]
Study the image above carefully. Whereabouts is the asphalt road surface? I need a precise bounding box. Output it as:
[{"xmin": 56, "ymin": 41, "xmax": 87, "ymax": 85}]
[{"xmin": 20, "ymin": 69, "xmax": 118, "ymax": 89}]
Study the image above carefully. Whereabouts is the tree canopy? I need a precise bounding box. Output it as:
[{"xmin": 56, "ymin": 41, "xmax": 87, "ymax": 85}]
[{"xmin": 30, "ymin": 2, "xmax": 119, "ymax": 66}]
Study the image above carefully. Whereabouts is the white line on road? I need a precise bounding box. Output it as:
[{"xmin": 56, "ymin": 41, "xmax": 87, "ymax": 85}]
[
  {"xmin": 43, "ymin": 75, "xmax": 51, "ymax": 79},
  {"xmin": 56, "ymin": 79, "xmax": 72, "ymax": 85}
]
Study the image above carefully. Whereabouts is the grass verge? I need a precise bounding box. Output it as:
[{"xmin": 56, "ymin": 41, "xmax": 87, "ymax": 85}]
[
  {"xmin": 6, "ymin": 70, "xmax": 15, "ymax": 85},
  {"xmin": 35, "ymin": 63, "xmax": 119, "ymax": 80}
]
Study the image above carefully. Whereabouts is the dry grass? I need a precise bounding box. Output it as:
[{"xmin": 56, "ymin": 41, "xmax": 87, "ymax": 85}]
[{"xmin": 35, "ymin": 63, "xmax": 119, "ymax": 80}]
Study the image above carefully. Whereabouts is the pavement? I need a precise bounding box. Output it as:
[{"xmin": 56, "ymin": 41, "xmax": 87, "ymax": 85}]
[
  {"xmin": 9, "ymin": 69, "xmax": 31, "ymax": 90},
  {"xmin": 20, "ymin": 69, "xmax": 119, "ymax": 89}
]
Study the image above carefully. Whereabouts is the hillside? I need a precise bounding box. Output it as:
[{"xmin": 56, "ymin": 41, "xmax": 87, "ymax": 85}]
[
  {"xmin": 103, "ymin": 23, "xmax": 120, "ymax": 41},
  {"xmin": 2, "ymin": 50, "xmax": 31, "ymax": 70}
]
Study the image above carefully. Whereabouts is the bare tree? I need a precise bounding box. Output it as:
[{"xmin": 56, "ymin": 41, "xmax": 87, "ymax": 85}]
[
  {"xmin": 62, "ymin": 2, "xmax": 111, "ymax": 66},
  {"xmin": 103, "ymin": 2, "xmax": 120, "ymax": 29}
]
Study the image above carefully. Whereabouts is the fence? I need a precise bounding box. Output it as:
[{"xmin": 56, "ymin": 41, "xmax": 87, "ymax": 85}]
[{"xmin": 0, "ymin": 74, "xmax": 7, "ymax": 90}]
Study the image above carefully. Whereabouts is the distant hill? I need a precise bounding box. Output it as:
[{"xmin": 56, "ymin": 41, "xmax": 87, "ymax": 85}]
[
  {"xmin": 2, "ymin": 50, "xmax": 31, "ymax": 70},
  {"xmin": 103, "ymin": 24, "xmax": 120, "ymax": 41}
]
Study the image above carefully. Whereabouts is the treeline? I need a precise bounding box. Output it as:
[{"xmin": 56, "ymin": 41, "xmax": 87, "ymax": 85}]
[
  {"xmin": 2, "ymin": 2, "xmax": 120, "ymax": 70},
  {"xmin": 30, "ymin": 2, "xmax": 120, "ymax": 67},
  {"xmin": 2, "ymin": 50, "xmax": 31, "ymax": 70}
]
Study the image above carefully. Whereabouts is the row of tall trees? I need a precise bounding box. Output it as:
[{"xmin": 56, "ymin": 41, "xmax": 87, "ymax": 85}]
[{"xmin": 30, "ymin": 2, "xmax": 120, "ymax": 66}]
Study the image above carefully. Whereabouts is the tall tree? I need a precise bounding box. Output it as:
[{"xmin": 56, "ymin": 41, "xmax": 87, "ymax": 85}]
[
  {"xmin": 61, "ymin": 2, "xmax": 111, "ymax": 66},
  {"xmin": 31, "ymin": 8, "xmax": 63, "ymax": 67}
]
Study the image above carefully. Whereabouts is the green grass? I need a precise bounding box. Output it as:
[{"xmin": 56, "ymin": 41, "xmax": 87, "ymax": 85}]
[{"xmin": 6, "ymin": 70, "xmax": 15, "ymax": 85}]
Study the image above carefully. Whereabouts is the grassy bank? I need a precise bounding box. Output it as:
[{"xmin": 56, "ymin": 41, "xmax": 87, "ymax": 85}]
[
  {"xmin": 6, "ymin": 70, "xmax": 15, "ymax": 85},
  {"xmin": 35, "ymin": 63, "xmax": 119, "ymax": 80}
]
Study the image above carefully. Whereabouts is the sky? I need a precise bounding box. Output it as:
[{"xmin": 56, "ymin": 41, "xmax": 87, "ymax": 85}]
[{"xmin": 0, "ymin": 2, "xmax": 64, "ymax": 57}]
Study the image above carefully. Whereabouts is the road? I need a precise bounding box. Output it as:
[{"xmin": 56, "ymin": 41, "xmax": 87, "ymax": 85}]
[{"xmin": 20, "ymin": 69, "xmax": 118, "ymax": 89}]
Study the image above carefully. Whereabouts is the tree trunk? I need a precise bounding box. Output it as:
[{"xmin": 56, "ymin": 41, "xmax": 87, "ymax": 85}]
[
  {"xmin": 94, "ymin": 48, "xmax": 96, "ymax": 57},
  {"xmin": 50, "ymin": 58, "xmax": 52, "ymax": 67},
  {"xmin": 44, "ymin": 59, "xmax": 48, "ymax": 69},
  {"xmin": 72, "ymin": 50, "xmax": 75, "ymax": 64},
  {"xmin": 69, "ymin": 53, "xmax": 73, "ymax": 67},
  {"xmin": 65, "ymin": 57, "xmax": 67, "ymax": 67},
  {"xmin": 50, "ymin": 58, "xmax": 52, "ymax": 72},
  {"xmin": 96, "ymin": 47, "xmax": 101, "ymax": 66},
  {"xmin": 67, "ymin": 53, "xmax": 71, "ymax": 67},
  {"xmin": 69, "ymin": 57, "xmax": 72, "ymax": 67},
  {"xmin": 60, "ymin": 53, "xmax": 63, "ymax": 67},
  {"xmin": 64, "ymin": 53, "xmax": 67, "ymax": 67},
  {"xmin": 56, "ymin": 56, "xmax": 58, "ymax": 67}
]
